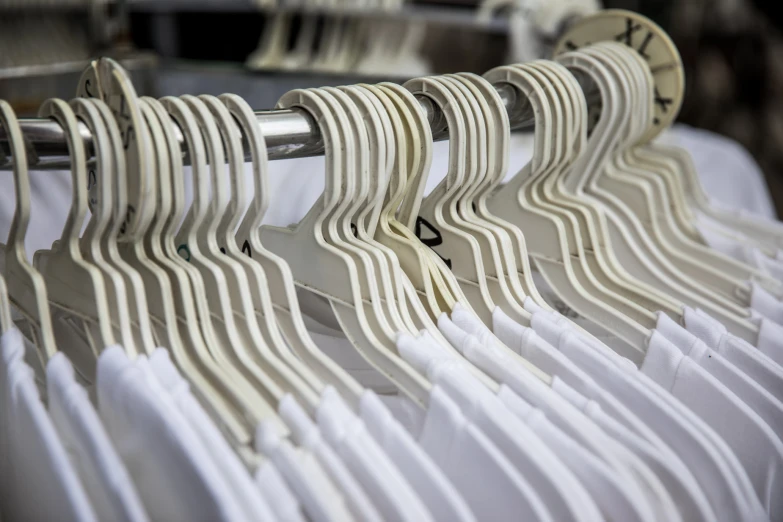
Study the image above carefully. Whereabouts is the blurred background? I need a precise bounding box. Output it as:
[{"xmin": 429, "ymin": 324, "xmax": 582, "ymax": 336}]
[{"xmin": 1, "ymin": 0, "xmax": 782, "ymax": 216}]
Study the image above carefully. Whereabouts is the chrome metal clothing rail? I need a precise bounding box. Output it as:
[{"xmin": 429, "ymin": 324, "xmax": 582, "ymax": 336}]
[{"xmin": 0, "ymin": 83, "xmax": 532, "ymax": 170}]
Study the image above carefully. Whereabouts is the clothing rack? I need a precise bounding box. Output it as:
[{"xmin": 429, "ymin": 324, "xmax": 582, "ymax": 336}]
[{"xmin": 0, "ymin": 83, "xmax": 532, "ymax": 170}]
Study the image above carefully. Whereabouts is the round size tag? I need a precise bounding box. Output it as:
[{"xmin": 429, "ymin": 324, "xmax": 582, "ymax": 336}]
[
  {"xmin": 553, "ymin": 9, "xmax": 684, "ymax": 141},
  {"xmin": 76, "ymin": 58, "xmax": 154, "ymax": 241}
]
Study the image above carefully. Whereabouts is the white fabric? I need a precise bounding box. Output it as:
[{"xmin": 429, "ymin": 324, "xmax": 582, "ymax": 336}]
[
  {"xmin": 140, "ymin": 349, "xmax": 276, "ymax": 522},
  {"xmin": 314, "ymin": 386, "xmax": 433, "ymax": 522},
  {"xmin": 443, "ymin": 309, "xmax": 684, "ymax": 522},
  {"xmin": 46, "ymin": 352, "xmax": 148, "ymax": 522},
  {"xmin": 388, "ymin": 385, "xmax": 556, "ymax": 521},
  {"xmin": 397, "ymin": 331, "xmax": 604, "ymax": 522},
  {"xmin": 278, "ymin": 394, "xmax": 382, "ymax": 522},
  {"xmin": 695, "ymin": 214, "xmax": 783, "ymax": 280},
  {"xmin": 0, "ymin": 328, "xmax": 97, "ymax": 522},
  {"xmin": 751, "ymin": 282, "xmax": 783, "ymax": 325},
  {"xmin": 255, "ymin": 418, "xmax": 355, "ymax": 522},
  {"xmin": 96, "ymin": 345, "xmax": 245, "ymax": 522},
  {"xmin": 552, "ymin": 377, "xmax": 717, "ymax": 522},
  {"xmin": 497, "ymin": 384, "xmax": 658, "ymax": 522},
  {"xmin": 656, "ymin": 313, "xmax": 783, "ymax": 440},
  {"xmin": 527, "ymin": 313, "xmax": 766, "ymax": 522},
  {"xmin": 753, "ymin": 315, "xmax": 783, "ymax": 366},
  {"xmin": 684, "ymin": 307, "xmax": 783, "ymax": 402},
  {"xmin": 358, "ymin": 389, "xmax": 476, "ymax": 522},
  {"xmin": 642, "ymin": 329, "xmax": 783, "ymax": 521},
  {"xmin": 661, "ymin": 123, "xmax": 776, "ymax": 218},
  {"xmin": 254, "ymin": 460, "xmax": 307, "ymax": 522}
]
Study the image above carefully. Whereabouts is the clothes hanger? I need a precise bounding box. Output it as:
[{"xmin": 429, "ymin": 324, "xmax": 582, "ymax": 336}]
[
  {"xmin": 529, "ymin": 58, "xmax": 685, "ymax": 320},
  {"xmin": 136, "ymin": 96, "xmax": 279, "ymax": 446},
  {"xmin": 553, "ymin": 11, "xmax": 783, "ymax": 253},
  {"xmin": 196, "ymin": 93, "xmax": 327, "ymax": 406},
  {"xmin": 69, "ymin": 98, "xmax": 139, "ymax": 356},
  {"xmin": 366, "ymin": 82, "xmax": 462, "ymax": 320},
  {"xmin": 611, "ymin": 44, "xmax": 783, "ymax": 297},
  {"xmin": 262, "ymin": 87, "xmax": 431, "ymax": 406},
  {"xmin": 76, "ymin": 58, "xmax": 156, "ymax": 243},
  {"xmin": 448, "ymin": 72, "xmax": 549, "ymax": 311},
  {"xmin": 402, "ymin": 76, "xmax": 498, "ymax": 324},
  {"xmin": 0, "ymin": 99, "xmax": 58, "ymax": 361},
  {"xmin": 516, "ymin": 60, "xmax": 661, "ymax": 334},
  {"xmin": 318, "ymin": 86, "xmax": 413, "ymax": 337},
  {"xmin": 339, "ymin": 84, "xmax": 441, "ymax": 339},
  {"xmin": 89, "ymin": 97, "xmax": 158, "ymax": 355},
  {"xmin": 34, "ymin": 98, "xmax": 116, "ymax": 360},
  {"xmin": 483, "ymin": 64, "xmax": 650, "ymax": 358},
  {"xmin": 436, "ymin": 74, "xmax": 533, "ymax": 324},
  {"xmin": 0, "ymin": 274, "xmax": 11, "ymax": 335},
  {"xmin": 554, "ymin": 46, "xmax": 761, "ymax": 343},
  {"xmin": 169, "ymin": 94, "xmax": 318, "ymax": 416},
  {"xmin": 551, "ymin": 13, "xmax": 783, "ymax": 302},
  {"xmin": 589, "ymin": 47, "xmax": 783, "ymax": 305},
  {"xmin": 343, "ymin": 83, "xmax": 500, "ymax": 386},
  {"xmin": 221, "ymin": 93, "xmax": 365, "ymax": 406}
]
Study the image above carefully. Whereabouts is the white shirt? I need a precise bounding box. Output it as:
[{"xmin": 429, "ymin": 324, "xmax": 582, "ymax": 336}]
[
  {"xmin": 656, "ymin": 313, "xmax": 783, "ymax": 439},
  {"xmin": 442, "ymin": 309, "xmax": 681, "ymax": 522},
  {"xmin": 139, "ymin": 349, "xmax": 276, "ymax": 522},
  {"xmin": 47, "ymin": 351, "xmax": 148, "ymax": 522},
  {"xmin": 683, "ymin": 307, "xmax": 783, "ymax": 402},
  {"xmin": 358, "ymin": 389, "xmax": 476, "ymax": 522},
  {"xmin": 753, "ymin": 315, "xmax": 783, "ymax": 366},
  {"xmin": 314, "ymin": 387, "xmax": 433, "ymax": 522},
  {"xmin": 497, "ymin": 383, "xmax": 660, "ymax": 522},
  {"xmin": 254, "ymin": 460, "xmax": 307, "ymax": 522},
  {"xmin": 388, "ymin": 385, "xmax": 556, "ymax": 521},
  {"xmin": 750, "ymin": 282, "xmax": 783, "ymax": 325},
  {"xmin": 642, "ymin": 328, "xmax": 783, "ymax": 521},
  {"xmin": 397, "ymin": 331, "xmax": 604, "ymax": 522},
  {"xmin": 96, "ymin": 345, "xmax": 245, "ymax": 522},
  {"xmin": 0, "ymin": 328, "xmax": 97, "ymax": 522},
  {"xmin": 553, "ymin": 376, "xmax": 717, "ymax": 522},
  {"xmin": 255, "ymin": 419, "xmax": 355, "ymax": 522},
  {"xmin": 278, "ymin": 393, "xmax": 383, "ymax": 522},
  {"xmin": 527, "ymin": 314, "xmax": 766, "ymax": 522}
]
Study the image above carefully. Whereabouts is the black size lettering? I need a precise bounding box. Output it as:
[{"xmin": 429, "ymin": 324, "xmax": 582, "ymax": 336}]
[
  {"xmin": 84, "ymin": 79, "xmax": 94, "ymax": 98},
  {"xmin": 415, "ymin": 216, "xmax": 452, "ymax": 269},
  {"xmin": 87, "ymin": 169, "xmax": 97, "ymax": 190},
  {"xmin": 350, "ymin": 223, "xmax": 358, "ymax": 238},
  {"xmin": 241, "ymin": 239, "xmax": 252, "ymax": 258},
  {"xmin": 177, "ymin": 244, "xmax": 191, "ymax": 262},
  {"xmin": 614, "ymin": 18, "xmax": 642, "ymax": 46},
  {"xmin": 636, "ymin": 31, "xmax": 654, "ymax": 60},
  {"xmin": 653, "ymin": 87, "xmax": 673, "ymax": 113},
  {"xmin": 122, "ymin": 126, "xmax": 135, "ymax": 150}
]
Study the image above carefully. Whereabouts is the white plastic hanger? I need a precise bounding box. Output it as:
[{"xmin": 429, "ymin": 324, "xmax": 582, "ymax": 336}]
[
  {"xmin": 35, "ymin": 98, "xmax": 116, "ymax": 356},
  {"xmin": 69, "ymin": 97, "xmax": 139, "ymax": 356},
  {"xmin": 88, "ymin": 97, "xmax": 158, "ymax": 355},
  {"xmin": 366, "ymin": 82, "xmax": 461, "ymax": 319},
  {"xmin": 221, "ymin": 93, "xmax": 365, "ymax": 406},
  {"xmin": 448, "ymin": 73, "xmax": 547, "ymax": 312},
  {"xmin": 403, "ymin": 76, "xmax": 498, "ymax": 324},
  {"xmin": 586, "ymin": 46, "xmax": 783, "ymax": 305},
  {"xmin": 554, "ymin": 46, "xmax": 760, "ymax": 342},
  {"xmin": 0, "ymin": 99, "xmax": 58, "ymax": 361},
  {"xmin": 164, "ymin": 95, "xmax": 307, "ymax": 420},
  {"xmin": 517, "ymin": 61, "xmax": 659, "ymax": 333},
  {"xmin": 0, "ymin": 274, "xmax": 11, "ymax": 335},
  {"xmin": 135, "ymin": 96, "xmax": 275, "ymax": 446},
  {"xmin": 262, "ymin": 87, "xmax": 431, "ymax": 406},
  {"xmin": 194, "ymin": 93, "xmax": 325, "ymax": 411},
  {"xmin": 530, "ymin": 59, "xmax": 685, "ymax": 320},
  {"xmin": 483, "ymin": 64, "xmax": 650, "ymax": 357}
]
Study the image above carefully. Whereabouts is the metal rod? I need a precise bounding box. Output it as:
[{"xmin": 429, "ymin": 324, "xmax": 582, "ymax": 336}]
[{"xmin": 0, "ymin": 83, "xmax": 529, "ymax": 170}]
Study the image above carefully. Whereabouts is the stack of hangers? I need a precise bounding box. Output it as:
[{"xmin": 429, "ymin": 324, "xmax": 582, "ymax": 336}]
[{"xmin": 1, "ymin": 12, "xmax": 782, "ymax": 522}]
